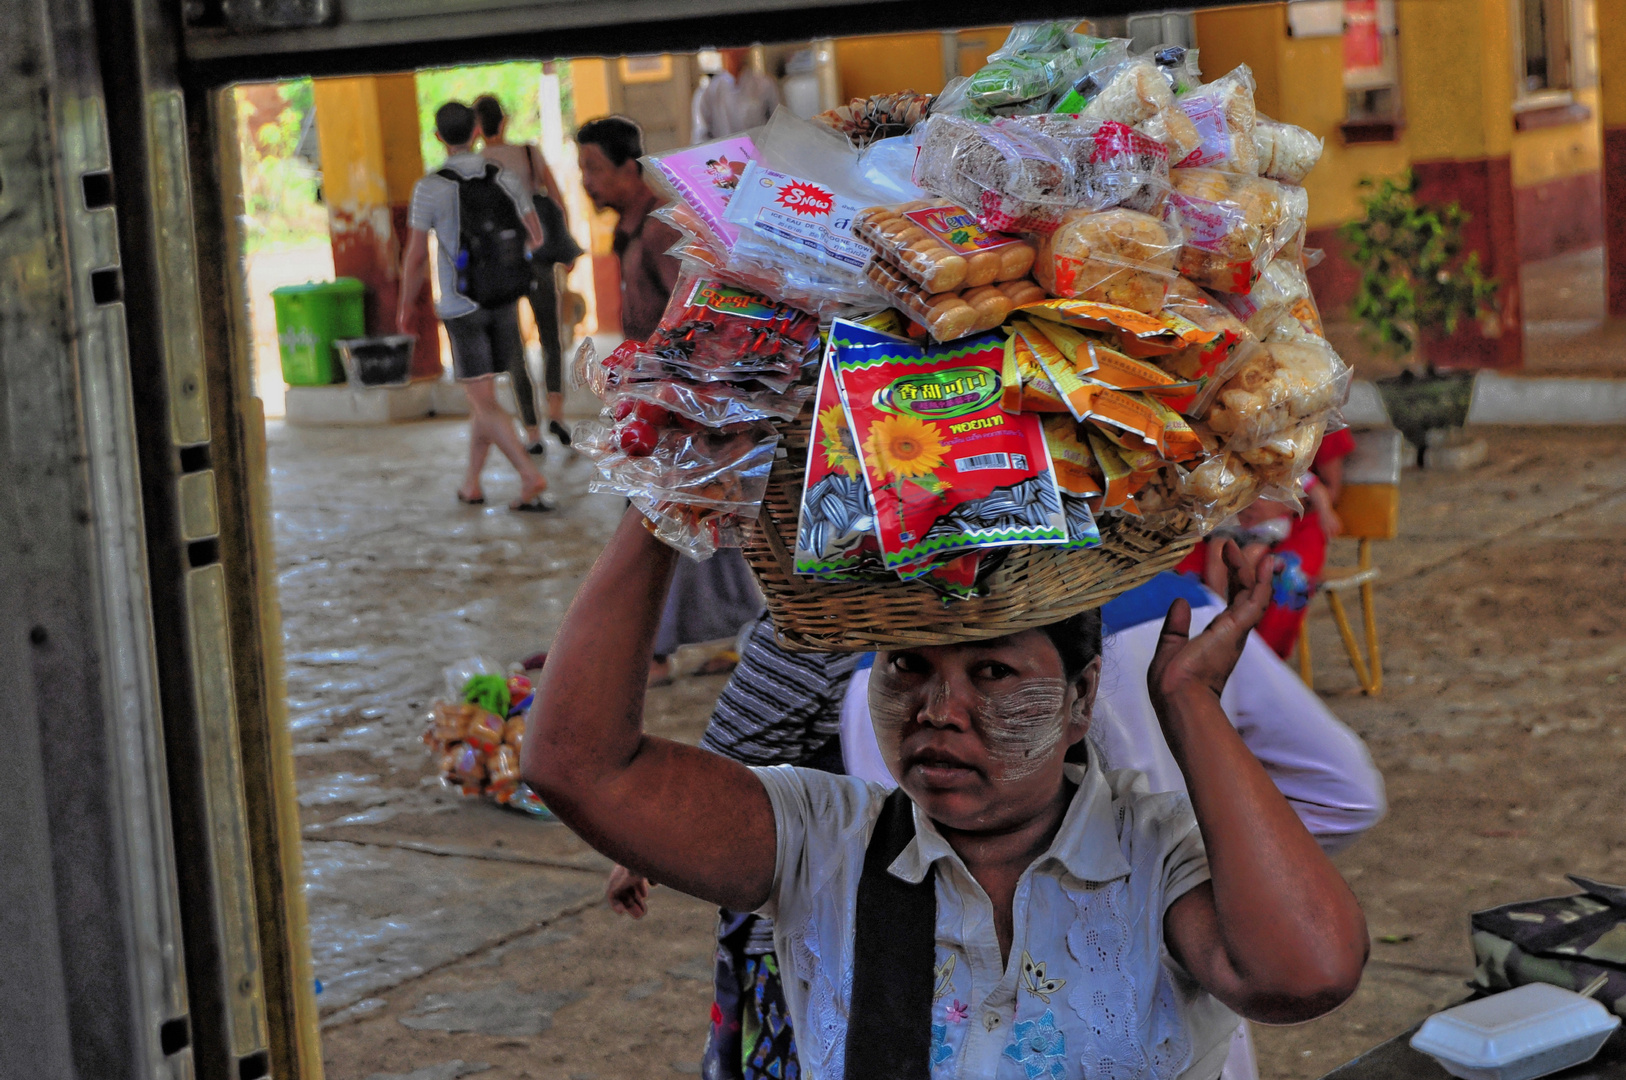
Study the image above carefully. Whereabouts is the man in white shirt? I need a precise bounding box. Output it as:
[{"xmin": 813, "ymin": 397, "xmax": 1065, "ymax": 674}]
[{"xmin": 399, "ymin": 101, "xmax": 552, "ymax": 511}]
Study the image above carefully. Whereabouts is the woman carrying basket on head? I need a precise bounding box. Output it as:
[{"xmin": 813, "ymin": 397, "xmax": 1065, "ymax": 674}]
[{"xmin": 525, "ymin": 508, "xmax": 1369, "ymax": 1079}]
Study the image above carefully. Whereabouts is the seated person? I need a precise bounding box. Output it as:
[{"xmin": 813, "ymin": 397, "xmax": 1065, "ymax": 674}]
[{"xmin": 525, "ymin": 508, "xmax": 1369, "ymax": 1079}]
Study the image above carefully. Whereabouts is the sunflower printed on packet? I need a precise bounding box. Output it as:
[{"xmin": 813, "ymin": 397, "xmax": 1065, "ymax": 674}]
[
  {"xmin": 793, "ymin": 348, "xmax": 887, "ymax": 580},
  {"xmin": 830, "ymin": 320, "xmax": 1067, "ymax": 573}
]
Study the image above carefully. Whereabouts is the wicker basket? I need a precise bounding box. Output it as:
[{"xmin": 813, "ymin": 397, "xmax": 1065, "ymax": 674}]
[{"xmin": 742, "ymin": 407, "xmax": 1198, "ymax": 651}]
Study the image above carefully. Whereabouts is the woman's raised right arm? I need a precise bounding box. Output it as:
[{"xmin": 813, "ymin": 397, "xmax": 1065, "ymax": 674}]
[{"xmin": 523, "ymin": 508, "xmax": 778, "ymax": 911}]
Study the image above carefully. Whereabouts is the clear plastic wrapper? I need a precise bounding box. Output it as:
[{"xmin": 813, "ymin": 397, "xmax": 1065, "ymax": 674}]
[
  {"xmin": 1181, "ymin": 452, "xmax": 1263, "ymax": 531},
  {"xmin": 813, "ymin": 92, "xmax": 933, "ymax": 148},
  {"xmin": 1171, "ymin": 66, "xmax": 1259, "ymax": 172},
  {"xmin": 830, "ymin": 320, "xmax": 1067, "ymax": 571},
  {"xmin": 1033, "ymin": 207, "xmax": 1182, "ymax": 313},
  {"xmin": 967, "ymin": 53, "xmax": 1057, "ymax": 109},
  {"xmin": 1055, "ymin": 58, "xmax": 1173, "ymax": 125},
  {"xmin": 865, "ymin": 255, "xmax": 1044, "ymax": 342},
  {"xmin": 1253, "ymin": 115, "xmax": 1323, "ymax": 184},
  {"xmin": 988, "ymin": 20, "xmax": 1081, "ymax": 61},
  {"xmin": 1155, "ymin": 277, "xmax": 1264, "ymax": 415},
  {"xmin": 1013, "ymin": 116, "xmax": 1171, "ymax": 214},
  {"xmin": 1214, "ymin": 256, "xmax": 1323, "ymax": 339},
  {"xmin": 1202, "ymin": 336, "xmax": 1351, "ymax": 449},
  {"xmin": 1150, "ymin": 45, "xmax": 1203, "ymax": 95},
  {"xmin": 1168, "ymin": 168, "xmax": 1309, "ymax": 293},
  {"xmin": 611, "ymin": 372, "xmax": 813, "ymax": 427},
  {"xmin": 644, "ymin": 271, "xmax": 821, "ymax": 385},
  {"xmin": 580, "ymin": 418, "xmax": 781, "ymax": 513},
  {"xmin": 913, "ymin": 114, "xmax": 1074, "ymax": 234},
  {"xmin": 1237, "ymin": 417, "xmax": 1325, "ymax": 491},
  {"xmin": 644, "ymin": 135, "xmax": 760, "ymax": 255},
  {"xmin": 853, "ymin": 199, "xmax": 1037, "ymax": 293},
  {"xmin": 722, "ymin": 160, "xmax": 873, "ymax": 277},
  {"xmin": 631, "ymin": 495, "xmax": 747, "ymax": 561},
  {"xmin": 1134, "ymin": 105, "xmax": 1203, "ymax": 166}
]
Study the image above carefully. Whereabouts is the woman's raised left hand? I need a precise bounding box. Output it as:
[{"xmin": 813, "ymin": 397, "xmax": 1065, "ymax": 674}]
[{"xmin": 1148, "ymin": 540, "xmax": 1273, "ymax": 712}]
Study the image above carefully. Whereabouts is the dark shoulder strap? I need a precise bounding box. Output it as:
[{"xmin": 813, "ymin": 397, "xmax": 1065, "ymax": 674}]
[
  {"xmin": 844, "ymin": 787, "xmax": 936, "ymax": 1080},
  {"xmin": 436, "ymin": 167, "xmax": 460, "ymax": 183}
]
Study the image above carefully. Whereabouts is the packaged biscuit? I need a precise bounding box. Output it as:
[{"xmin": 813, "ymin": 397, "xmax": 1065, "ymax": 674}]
[
  {"xmin": 1041, "ymin": 416, "xmax": 1104, "ymax": 547},
  {"xmin": 1182, "ymin": 452, "xmax": 1263, "ymax": 528},
  {"xmin": 1215, "ymin": 257, "xmax": 1324, "ymax": 339},
  {"xmin": 1203, "ymin": 336, "xmax": 1350, "ymax": 448},
  {"xmin": 853, "ymin": 199, "xmax": 1037, "ymax": 293},
  {"xmin": 913, "ymin": 114, "xmax": 1074, "ymax": 234},
  {"xmin": 795, "ymin": 345, "xmax": 888, "ymax": 579},
  {"xmin": 1011, "ymin": 116, "xmax": 1172, "ymax": 215},
  {"xmin": 1033, "ymin": 207, "xmax": 1182, "ymax": 313},
  {"xmin": 1055, "ymin": 57, "xmax": 1173, "ymax": 125},
  {"xmin": 830, "ymin": 321, "xmax": 1067, "ymax": 571},
  {"xmin": 1172, "ymin": 66, "xmax": 1259, "ymax": 173},
  {"xmin": 722, "ymin": 161, "xmax": 874, "ymax": 277},
  {"xmin": 1253, "ymin": 116, "xmax": 1323, "ymax": 185},
  {"xmin": 1168, "ymin": 169, "xmax": 1308, "ymax": 293},
  {"xmin": 865, "ymin": 255, "xmax": 1044, "ymax": 342},
  {"xmin": 1238, "ymin": 418, "xmax": 1325, "ymax": 491}
]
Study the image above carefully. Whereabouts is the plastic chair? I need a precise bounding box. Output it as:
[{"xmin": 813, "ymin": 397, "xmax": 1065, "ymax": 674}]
[{"xmin": 1298, "ymin": 427, "xmax": 1402, "ymax": 695}]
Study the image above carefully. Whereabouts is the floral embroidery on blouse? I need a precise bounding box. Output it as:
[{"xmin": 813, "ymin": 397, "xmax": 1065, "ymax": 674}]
[
  {"xmin": 1020, "ymin": 950, "xmax": 1067, "ymax": 1004},
  {"xmin": 1003, "ymin": 1009, "xmax": 1069, "ymax": 1079},
  {"xmin": 945, "ymin": 999, "xmax": 970, "ymax": 1024},
  {"xmin": 933, "ymin": 952, "xmax": 958, "ymax": 1001},
  {"xmin": 931, "ymin": 1022, "xmax": 955, "ymax": 1066}
]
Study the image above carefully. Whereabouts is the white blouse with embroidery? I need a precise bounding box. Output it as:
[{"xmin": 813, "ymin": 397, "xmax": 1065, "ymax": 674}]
[{"xmin": 753, "ymin": 752, "xmax": 1239, "ymax": 1080}]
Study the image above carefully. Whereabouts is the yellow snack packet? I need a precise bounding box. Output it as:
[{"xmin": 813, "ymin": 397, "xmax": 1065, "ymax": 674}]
[
  {"xmin": 1085, "ymin": 388, "xmax": 1166, "ymax": 450},
  {"xmin": 1022, "ymin": 322, "xmax": 1101, "ymax": 422},
  {"xmin": 1017, "ymin": 296, "xmax": 1219, "ymax": 357},
  {"xmin": 1087, "ymin": 430, "xmax": 1138, "ymax": 511},
  {"xmin": 1001, "ymin": 328, "xmax": 1069, "ymax": 413},
  {"xmin": 1147, "ymin": 398, "xmax": 1211, "ymax": 461},
  {"xmin": 1081, "ymin": 341, "xmax": 1179, "ymax": 393}
]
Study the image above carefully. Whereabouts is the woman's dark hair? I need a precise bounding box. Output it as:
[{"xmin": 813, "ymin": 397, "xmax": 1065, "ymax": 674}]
[
  {"xmin": 435, "ymin": 101, "xmax": 477, "ymax": 147},
  {"xmin": 1038, "ymin": 608, "xmax": 1103, "ymax": 684},
  {"xmin": 576, "ymin": 115, "xmax": 644, "ymax": 170},
  {"xmin": 472, "ymin": 95, "xmax": 505, "ymax": 138}
]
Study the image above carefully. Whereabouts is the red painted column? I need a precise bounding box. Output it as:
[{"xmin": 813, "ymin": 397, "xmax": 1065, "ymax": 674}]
[{"xmin": 1412, "ymin": 157, "xmax": 1523, "ymax": 370}]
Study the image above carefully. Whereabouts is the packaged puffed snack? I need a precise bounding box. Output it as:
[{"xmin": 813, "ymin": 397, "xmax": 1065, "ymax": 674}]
[
  {"xmin": 913, "ymin": 114, "xmax": 1073, "ymax": 234},
  {"xmin": 830, "ymin": 321, "xmax": 1067, "ymax": 571},
  {"xmin": 1253, "ymin": 116, "xmax": 1323, "ymax": 185},
  {"xmin": 1237, "ymin": 417, "xmax": 1325, "ymax": 492},
  {"xmin": 1040, "ymin": 415, "xmax": 1104, "ymax": 547},
  {"xmin": 610, "ymin": 374, "xmax": 814, "ymax": 429},
  {"xmin": 815, "ymin": 91, "xmax": 933, "ymax": 147},
  {"xmin": 1181, "ymin": 452, "xmax": 1262, "ymax": 528},
  {"xmin": 1013, "ymin": 117, "xmax": 1171, "ymax": 214},
  {"xmin": 631, "ymin": 496, "xmax": 748, "ymax": 562},
  {"xmin": 1172, "ymin": 66, "xmax": 1260, "ymax": 173},
  {"xmin": 1134, "ymin": 105, "xmax": 1204, "ymax": 168},
  {"xmin": 795, "ymin": 347, "xmax": 886, "ymax": 579},
  {"xmin": 1202, "ymin": 336, "xmax": 1350, "ymax": 448},
  {"xmin": 1155, "ymin": 277, "xmax": 1263, "ymax": 414},
  {"xmin": 1168, "ymin": 168, "xmax": 1309, "ymax": 293},
  {"xmin": 854, "ymin": 199, "xmax": 1037, "ymax": 293},
  {"xmin": 646, "ymin": 135, "xmax": 760, "ymax": 254},
  {"xmin": 865, "ymin": 256, "xmax": 1044, "ymax": 342},
  {"xmin": 1033, "ymin": 207, "xmax": 1182, "ymax": 313},
  {"xmin": 1214, "ymin": 257, "xmax": 1324, "ymax": 339},
  {"xmin": 1054, "ymin": 57, "xmax": 1172, "ymax": 125}
]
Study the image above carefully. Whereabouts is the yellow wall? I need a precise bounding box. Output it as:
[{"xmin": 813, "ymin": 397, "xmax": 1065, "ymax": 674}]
[
  {"xmin": 834, "ymin": 32, "xmax": 947, "ymax": 100},
  {"xmin": 1511, "ymin": 89, "xmax": 1602, "ymax": 186},
  {"xmin": 311, "ymin": 78, "xmax": 391, "ymax": 210},
  {"xmin": 1603, "ymin": 0, "xmax": 1626, "ymax": 126}
]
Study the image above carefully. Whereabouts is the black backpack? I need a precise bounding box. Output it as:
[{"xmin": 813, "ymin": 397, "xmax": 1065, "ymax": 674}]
[{"xmin": 440, "ymin": 164, "xmax": 531, "ymax": 307}]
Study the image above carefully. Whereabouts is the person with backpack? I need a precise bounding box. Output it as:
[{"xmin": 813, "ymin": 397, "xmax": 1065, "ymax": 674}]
[
  {"xmin": 473, "ymin": 94, "xmax": 584, "ymax": 457},
  {"xmin": 399, "ymin": 101, "xmax": 553, "ymax": 511}
]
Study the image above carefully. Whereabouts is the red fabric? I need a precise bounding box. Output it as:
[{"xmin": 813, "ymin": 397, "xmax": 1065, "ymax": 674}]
[
  {"xmin": 1314, "ymin": 426, "xmax": 1357, "ymax": 470},
  {"xmin": 1172, "ymin": 511, "xmax": 1331, "ymax": 659}
]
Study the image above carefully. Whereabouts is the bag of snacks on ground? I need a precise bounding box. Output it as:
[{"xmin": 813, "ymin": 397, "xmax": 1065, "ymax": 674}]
[
  {"xmin": 830, "ymin": 321, "xmax": 1067, "ymax": 571},
  {"xmin": 1168, "ymin": 168, "xmax": 1308, "ymax": 293},
  {"xmin": 1253, "ymin": 116, "xmax": 1323, "ymax": 184},
  {"xmin": 1172, "ymin": 66, "xmax": 1260, "ymax": 173},
  {"xmin": 913, "ymin": 114, "xmax": 1073, "ymax": 234},
  {"xmin": 865, "ymin": 256, "xmax": 1044, "ymax": 342},
  {"xmin": 1033, "ymin": 207, "xmax": 1182, "ymax": 313},
  {"xmin": 1202, "ymin": 336, "xmax": 1350, "ymax": 448},
  {"xmin": 854, "ymin": 199, "xmax": 1038, "ymax": 293},
  {"xmin": 1014, "ymin": 116, "xmax": 1171, "ymax": 215}
]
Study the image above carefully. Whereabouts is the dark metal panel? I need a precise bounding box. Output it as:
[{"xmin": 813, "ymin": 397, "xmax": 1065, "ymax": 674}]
[{"xmin": 178, "ymin": 0, "xmax": 1259, "ymax": 84}]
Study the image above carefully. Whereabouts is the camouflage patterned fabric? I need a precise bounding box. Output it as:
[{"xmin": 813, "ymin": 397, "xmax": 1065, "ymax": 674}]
[{"xmin": 1473, "ymin": 876, "xmax": 1626, "ymax": 1017}]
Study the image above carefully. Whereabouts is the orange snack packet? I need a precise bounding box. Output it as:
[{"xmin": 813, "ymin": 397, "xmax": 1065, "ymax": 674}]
[{"xmin": 1017, "ymin": 295, "xmax": 1219, "ymax": 357}]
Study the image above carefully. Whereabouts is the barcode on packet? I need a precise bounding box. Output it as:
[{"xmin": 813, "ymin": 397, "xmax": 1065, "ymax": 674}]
[{"xmin": 957, "ymin": 452, "xmax": 1026, "ymax": 473}]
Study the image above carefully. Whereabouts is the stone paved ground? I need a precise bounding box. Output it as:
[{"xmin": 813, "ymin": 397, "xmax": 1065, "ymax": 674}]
[{"xmin": 270, "ymin": 417, "xmax": 1626, "ymax": 1080}]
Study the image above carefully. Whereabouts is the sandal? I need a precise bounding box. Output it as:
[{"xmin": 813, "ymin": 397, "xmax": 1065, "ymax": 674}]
[
  {"xmin": 549, "ymin": 420, "xmax": 573, "ymax": 448},
  {"xmin": 510, "ymin": 490, "xmax": 557, "ymax": 513},
  {"xmin": 457, "ymin": 491, "xmax": 485, "ymax": 505}
]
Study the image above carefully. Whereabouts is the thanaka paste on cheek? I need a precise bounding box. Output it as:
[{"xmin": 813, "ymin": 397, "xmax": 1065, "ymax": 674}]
[{"xmin": 869, "ymin": 671, "xmax": 1076, "ymax": 781}]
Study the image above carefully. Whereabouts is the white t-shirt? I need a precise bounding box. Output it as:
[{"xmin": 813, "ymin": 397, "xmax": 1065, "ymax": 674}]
[
  {"xmin": 754, "ymin": 753, "xmax": 1239, "ymax": 1080},
  {"xmin": 407, "ymin": 153, "xmax": 533, "ymax": 319},
  {"xmin": 840, "ymin": 594, "xmax": 1386, "ymax": 853}
]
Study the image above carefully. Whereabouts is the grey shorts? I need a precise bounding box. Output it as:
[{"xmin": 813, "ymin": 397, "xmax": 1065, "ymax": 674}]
[{"xmin": 443, "ymin": 303, "xmax": 523, "ymax": 381}]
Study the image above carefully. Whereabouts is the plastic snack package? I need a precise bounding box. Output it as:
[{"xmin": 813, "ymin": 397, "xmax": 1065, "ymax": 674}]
[
  {"xmin": 1172, "ymin": 66, "xmax": 1260, "ymax": 173},
  {"xmin": 1147, "ymin": 397, "xmax": 1211, "ymax": 461},
  {"xmin": 830, "ymin": 321, "xmax": 1067, "ymax": 571},
  {"xmin": 582, "ymin": 419, "xmax": 781, "ymax": 513},
  {"xmin": 644, "ymin": 272, "xmax": 821, "ymax": 384},
  {"xmin": 1215, "ymin": 257, "xmax": 1324, "ymax": 339},
  {"xmin": 1085, "ymin": 429, "xmax": 1148, "ymax": 513},
  {"xmin": 1238, "ymin": 417, "xmax": 1325, "ymax": 492},
  {"xmin": 988, "ymin": 19, "xmax": 1082, "ymax": 62},
  {"xmin": 1150, "ymin": 45, "xmax": 1203, "ymax": 95},
  {"xmin": 1134, "ymin": 105, "xmax": 1204, "ymax": 168},
  {"xmin": 631, "ymin": 496, "xmax": 748, "ymax": 561},
  {"xmin": 1016, "ymin": 294, "xmax": 1219, "ymax": 358},
  {"xmin": 1253, "ymin": 116, "xmax": 1323, "ymax": 184},
  {"xmin": 1055, "ymin": 57, "xmax": 1173, "ymax": 124},
  {"xmin": 915, "ymin": 550, "xmax": 1003, "ymax": 599},
  {"xmin": 1181, "ymin": 452, "xmax": 1262, "ymax": 529},
  {"xmin": 1168, "ymin": 168, "xmax": 1309, "ymax": 293},
  {"xmin": 813, "ymin": 92, "xmax": 934, "ymax": 148},
  {"xmin": 1041, "ymin": 415, "xmax": 1105, "ymax": 547},
  {"xmin": 1034, "ymin": 207, "xmax": 1182, "ymax": 314},
  {"xmin": 1156, "ymin": 277, "xmax": 1264, "ymax": 415},
  {"xmin": 795, "ymin": 348, "xmax": 887, "ymax": 579},
  {"xmin": 1013, "ymin": 116, "xmax": 1172, "ymax": 214},
  {"xmin": 1000, "ymin": 326, "xmax": 1070, "ymax": 413},
  {"xmin": 865, "ymin": 255, "xmax": 1044, "ymax": 342},
  {"xmin": 486, "ymin": 744, "xmax": 522, "ymax": 804},
  {"xmin": 967, "ymin": 52, "xmax": 1058, "ymax": 109},
  {"xmin": 610, "ymin": 375, "xmax": 814, "ymax": 429},
  {"xmin": 1203, "ymin": 336, "xmax": 1351, "ymax": 449},
  {"xmin": 913, "ymin": 114, "xmax": 1074, "ymax": 234},
  {"xmin": 645, "ymin": 135, "xmax": 761, "ymax": 255},
  {"xmin": 1019, "ymin": 318, "xmax": 1100, "ymax": 420},
  {"xmin": 722, "ymin": 160, "xmax": 874, "ymax": 277},
  {"xmin": 854, "ymin": 199, "xmax": 1037, "ymax": 293}
]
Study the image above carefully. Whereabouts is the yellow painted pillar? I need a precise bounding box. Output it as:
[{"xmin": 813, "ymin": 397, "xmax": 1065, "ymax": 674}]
[
  {"xmin": 311, "ymin": 74, "xmax": 441, "ymax": 377},
  {"xmin": 1600, "ymin": 0, "xmax": 1626, "ymax": 315},
  {"xmin": 570, "ymin": 57, "xmax": 627, "ymax": 336}
]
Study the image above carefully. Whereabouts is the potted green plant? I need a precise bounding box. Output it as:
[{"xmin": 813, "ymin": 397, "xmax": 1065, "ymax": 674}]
[{"xmin": 1338, "ymin": 171, "xmax": 1499, "ymax": 460}]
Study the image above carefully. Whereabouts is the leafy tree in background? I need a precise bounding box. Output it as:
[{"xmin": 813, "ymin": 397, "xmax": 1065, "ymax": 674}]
[
  {"xmin": 1339, "ymin": 170, "xmax": 1499, "ymax": 373},
  {"xmin": 416, "ymin": 62, "xmax": 543, "ymax": 166},
  {"xmin": 238, "ymin": 78, "xmax": 326, "ymax": 252}
]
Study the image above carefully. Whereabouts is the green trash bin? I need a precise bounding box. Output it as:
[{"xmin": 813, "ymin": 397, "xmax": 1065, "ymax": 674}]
[{"xmin": 271, "ymin": 278, "xmax": 367, "ymax": 386}]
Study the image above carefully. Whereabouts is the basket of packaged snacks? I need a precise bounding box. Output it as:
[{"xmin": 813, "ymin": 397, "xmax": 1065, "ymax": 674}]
[{"xmin": 572, "ymin": 21, "xmax": 1347, "ymax": 651}]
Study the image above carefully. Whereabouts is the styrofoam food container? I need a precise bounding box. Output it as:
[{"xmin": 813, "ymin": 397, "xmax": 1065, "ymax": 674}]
[{"xmin": 1410, "ymin": 983, "xmax": 1621, "ymax": 1080}]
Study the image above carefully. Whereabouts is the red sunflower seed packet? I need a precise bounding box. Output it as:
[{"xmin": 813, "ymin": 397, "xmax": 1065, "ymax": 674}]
[
  {"xmin": 795, "ymin": 348, "xmax": 887, "ymax": 580},
  {"xmin": 829, "ymin": 320, "xmax": 1066, "ymax": 573}
]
